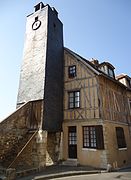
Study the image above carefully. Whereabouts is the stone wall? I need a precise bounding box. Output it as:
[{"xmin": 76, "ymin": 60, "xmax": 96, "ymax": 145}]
[
  {"xmin": 0, "ymin": 103, "xmax": 30, "ymax": 168},
  {"xmin": 10, "ymin": 130, "xmax": 61, "ymax": 169},
  {"xmin": 0, "ymin": 99, "xmax": 62, "ymax": 170},
  {"xmin": 9, "ymin": 131, "xmax": 37, "ymax": 169},
  {"xmin": 0, "ymin": 100, "xmax": 43, "ymax": 169},
  {"xmin": 17, "ymin": 4, "xmax": 64, "ymax": 132},
  {"xmin": 104, "ymin": 122, "xmax": 131, "ymax": 168},
  {"xmin": 46, "ymin": 132, "xmax": 61, "ymax": 165}
]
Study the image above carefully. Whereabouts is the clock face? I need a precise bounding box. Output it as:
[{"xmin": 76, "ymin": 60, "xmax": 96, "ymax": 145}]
[{"xmin": 32, "ymin": 20, "xmax": 41, "ymax": 30}]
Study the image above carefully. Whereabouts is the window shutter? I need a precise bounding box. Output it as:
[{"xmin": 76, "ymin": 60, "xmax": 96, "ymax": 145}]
[
  {"xmin": 116, "ymin": 127, "xmax": 126, "ymax": 148},
  {"xmin": 96, "ymin": 125, "xmax": 104, "ymax": 150}
]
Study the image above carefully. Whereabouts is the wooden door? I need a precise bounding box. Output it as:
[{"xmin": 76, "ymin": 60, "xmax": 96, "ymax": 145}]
[{"xmin": 68, "ymin": 126, "xmax": 77, "ymax": 159}]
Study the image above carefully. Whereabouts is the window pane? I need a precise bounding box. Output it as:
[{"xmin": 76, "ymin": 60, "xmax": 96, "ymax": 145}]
[
  {"xmin": 75, "ymin": 96, "xmax": 79, "ymax": 102},
  {"xmin": 75, "ymin": 91, "xmax": 80, "ymax": 96},
  {"xmin": 69, "ymin": 97, "xmax": 74, "ymax": 103},
  {"xmin": 75, "ymin": 102, "xmax": 79, "ymax": 108},
  {"xmin": 108, "ymin": 68, "xmax": 114, "ymax": 78},
  {"xmin": 69, "ymin": 103, "xmax": 74, "ymax": 108},
  {"xmin": 69, "ymin": 131, "xmax": 77, "ymax": 145},
  {"xmin": 69, "ymin": 93, "xmax": 74, "ymax": 98}
]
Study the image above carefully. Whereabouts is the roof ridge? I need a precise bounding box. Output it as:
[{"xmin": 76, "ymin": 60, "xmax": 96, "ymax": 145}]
[
  {"xmin": 64, "ymin": 47, "xmax": 131, "ymax": 91},
  {"xmin": 64, "ymin": 47, "xmax": 100, "ymax": 74}
]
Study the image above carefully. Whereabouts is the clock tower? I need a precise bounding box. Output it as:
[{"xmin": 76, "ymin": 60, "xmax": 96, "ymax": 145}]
[{"xmin": 17, "ymin": 2, "xmax": 63, "ymax": 132}]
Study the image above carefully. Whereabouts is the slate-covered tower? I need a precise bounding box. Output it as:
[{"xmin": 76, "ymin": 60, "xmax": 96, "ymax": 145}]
[{"xmin": 17, "ymin": 2, "xmax": 63, "ymax": 132}]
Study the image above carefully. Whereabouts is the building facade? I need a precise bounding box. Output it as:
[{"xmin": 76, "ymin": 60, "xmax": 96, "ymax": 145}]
[
  {"xmin": 62, "ymin": 48, "xmax": 131, "ymax": 168},
  {"xmin": 0, "ymin": 2, "xmax": 131, "ymax": 170}
]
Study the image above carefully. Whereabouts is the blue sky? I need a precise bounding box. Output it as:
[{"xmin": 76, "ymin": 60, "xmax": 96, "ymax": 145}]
[{"xmin": 0, "ymin": 0, "xmax": 131, "ymax": 121}]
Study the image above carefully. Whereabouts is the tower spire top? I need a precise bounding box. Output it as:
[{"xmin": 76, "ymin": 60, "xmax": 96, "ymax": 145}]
[{"xmin": 34, "ymin": 2, "xmax": 44, "ymax": 12}]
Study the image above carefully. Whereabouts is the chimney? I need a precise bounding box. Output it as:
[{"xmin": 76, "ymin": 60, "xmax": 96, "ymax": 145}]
[{"xmin": 90, "ymin": 58, "xmax": 99, "ymax": 67}]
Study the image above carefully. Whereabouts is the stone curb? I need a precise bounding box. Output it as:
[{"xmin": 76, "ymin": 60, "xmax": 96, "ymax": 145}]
[
  {"xmin": 17, "ymin": 168, "xmax": 40, "ymax": 178},
  {"xmin": 32, "ymin": 170, "xmax": 101, "ymax": 180}
]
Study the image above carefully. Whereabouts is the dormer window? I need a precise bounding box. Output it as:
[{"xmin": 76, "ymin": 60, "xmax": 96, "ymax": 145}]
[
  {"xmin": 100, "ymin": 65, "xmax": 108, "ymax": 74},
  {"xmin": 98, "ymin": 62, "xmax": 115, "ymax": 79},
  {"xmin": 108, "ymin": 68, "xmax": 114, "ymax": 78},
  {"xmin": 116, "ymin": 74, "xmax": 131, "ymax": 88}
]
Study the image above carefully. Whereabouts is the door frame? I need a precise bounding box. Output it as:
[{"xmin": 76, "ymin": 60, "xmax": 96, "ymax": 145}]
[{"xmin": 68, "ymin": 126, "xmax": 77, "ymax": 159}]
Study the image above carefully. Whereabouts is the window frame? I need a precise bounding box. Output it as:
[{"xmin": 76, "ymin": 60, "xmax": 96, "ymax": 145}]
[
  {"xmin": 83, "ymin": 126, "xmax": 97, "ymax": 149},
  {"xmin": 68, "ymin": 90, "xmax": 80, "ymax": 109},
  {"xmin": 129, "ymin": 99, "xmax": 131, "ymax": 114},
  {"xmin": 127, "ymin": 78, "xmax": 131, "ymax": 88},
  {"xmin": 68, "ymin": 65, "xmax": 76, "ymax": 78},
  {"xmin": 99, "ymin": 65, "xmax": 115, "ymax": 79},
  {"xmin": 116, "ymin": 127, "xmax": 126, "ymax": 149},
  {"xmin": 108, "ymin": 67, "xmax": 115, "ymax": 78},
  {"xmin": 83, "ymin": 125, "xmax": 104, "ymax": 150}
]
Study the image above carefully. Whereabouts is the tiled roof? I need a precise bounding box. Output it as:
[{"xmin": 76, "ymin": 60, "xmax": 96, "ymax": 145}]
[{"xmin": 116, "ymin": 74, "xmax": 130, "ymax": 80}]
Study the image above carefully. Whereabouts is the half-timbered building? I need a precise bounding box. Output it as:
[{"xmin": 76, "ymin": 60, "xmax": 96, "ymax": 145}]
[{"xmin": 62, "ymin": 48, "xmax": 131, "ymax": 168}]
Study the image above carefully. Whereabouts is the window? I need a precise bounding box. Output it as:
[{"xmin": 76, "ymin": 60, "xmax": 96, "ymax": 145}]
[
  {"xmin": 68, "ymin": 65, "xmax": 76, "ymax": 78},
  {"xmin": 116, "ymin": 127, "xmax": 126, "ymax": 149},
  {"xmin": 108, "ymin": 68, "xmax": 114, "ymax": 78},
  {"xmin": 35, "ymin": 16, "xmax": 38, "ymax": 22},
  {"xmin": 83, "ymin": 125, "xmax": 104, "ymax": 149},
  {"xmin": 129, "ymin": 100, "xmax": 131, "ymax": 113},
  {"xmin": 99, "ymin": 63, "xmax": 115, "ymax": 79},
  {"xmin": 69, "ymin": 91, "xmax": 80, "ymax": 109},
  {"xmin": 83, "ymin": 126, "xmax": 96, "ymax": 148},
  {"xmin": 99, "ymin": 65, "xmax": 108, "ymax": 74},
  {"xmin": 68, "ymin": 126, "xmax": 77, "ymax": 145},
  {"xmin": 127, "ymin": 78, "xmax": 131, "ymax": 88}
]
